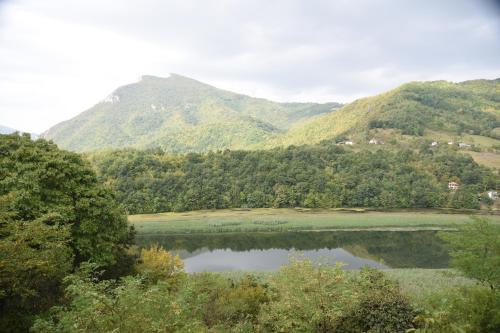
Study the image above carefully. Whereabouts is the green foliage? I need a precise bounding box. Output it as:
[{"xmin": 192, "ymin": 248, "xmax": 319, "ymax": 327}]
[
  {"xmin": 446, "ymin": 287, "xmax": 500, "ymax": 333},
  {"xmin": 32, "ymin": 265, "xmax": 207, "ymax": 333},
  {"xmin": 89, "ymin": 144, "xmax": 498, "ymax": 214},
  {"xmin": 258, "ymin": 258, "xmax": 356, "ymax": 332},
  {"xmin": 335, "ymin": 268, "xmax": 416, "ymax": 332},
  {"xmin": 43, "ymin": 74, "xmax": 339, "ymax": 152},
  {"xmin": 413, "ymin": 217, "xmax": 500, "ymax": 333},
  {"xmin": 33, "ymin": 261, "xmax": 270, "ymax": 333},
  {"xmin": 450, "ymin": 186, "xmax": 481, "ymax": 209},
  {"xmin": 137, "ymin": 244, "xmax": 185, "ymax": 285},
  {"xmin": 191, "ymin": 273, "xmax": 270, "ymax": 328},
  {"xmin": 0, "ymin": 134, "xmax": 134, "ymax": 266},
  {"xmin": 0, "ymin": 134, "xmax": 134, "ymax": 330},
  {"xmin": 439, "ymin": 217, "xmax": 500, "ymax": 290},
  {"xmin": 268, "ymin": 79, "xmax": 500, "ymax": 148},
  {"xmin": 34, "ymin": 256, "xmax": 420, "ymax": 333},
  {"xmin": 0, "ymin": 218, "xmax": 73, "ymax": 331}
]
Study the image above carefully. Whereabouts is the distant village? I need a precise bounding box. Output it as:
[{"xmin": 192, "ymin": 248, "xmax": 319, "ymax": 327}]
[
  {"xmin": 333, "ymin": 138, "xmax": 498, "ymax": 207},
  {"xmin": 334, "ymin": 138, "xmax": 475, "ymax": 149}
]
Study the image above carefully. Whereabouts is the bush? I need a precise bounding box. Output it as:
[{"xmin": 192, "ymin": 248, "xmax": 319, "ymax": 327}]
[
  {"xmin": 193, "ymin": 274, "xmax": 270, "ymax": 328},
  {"xmin": 411, "ymin": 287, "xmax": 500, "ymax": 333},
  {"xmin": 136, "ymin": 244, "xmax": 184, "ymax": 286},
  {"xmin": 32, "ymin": 265, "xmax": 206, "ymax": 333},
  {"xmin": 258, "ymin": 258, "xmax": 355, "ymax": 332},
  {"xmin": 335, "ymin": 268, "xmax": 417, "ymax": 333}
]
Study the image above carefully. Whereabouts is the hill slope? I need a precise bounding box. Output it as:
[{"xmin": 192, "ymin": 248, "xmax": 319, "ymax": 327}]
[
  {"xmin": 264, "ymin": 79, "xmax": 500, "ymax": 148},
  {"xmin": 0, "ymin": 125, "xmax": 17, "ymax": 134},
  {"xmin": 0, "ymin": 125, "xmax": 39, "ymax": 138},
  {"xmin": 43, "ymin": 74, "xmax": 339, "ymax": 152}
]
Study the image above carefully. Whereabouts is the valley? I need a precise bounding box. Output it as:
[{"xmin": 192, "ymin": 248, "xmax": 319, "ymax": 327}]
[{"xmin": 3, "ymin": 1, "xmax": 500, "ymax": 331}]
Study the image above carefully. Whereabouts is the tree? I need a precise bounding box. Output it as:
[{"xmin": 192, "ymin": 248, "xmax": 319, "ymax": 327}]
[
  {"xmin": 0, "ymin": 134, "xmax": 135, "ymax": 330},
  {"xmin": 0, "ymin": 134, "xmax": 134, "ymax": 267},
  {"xmin": 439, "ymin": 217, "xmax": 500, "ymax": 290}
]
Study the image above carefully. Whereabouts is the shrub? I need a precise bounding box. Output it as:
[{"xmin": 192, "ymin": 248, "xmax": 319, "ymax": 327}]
[
  {"xmin": 335, "ymin": 268, "xmax": 417, "ymax": 333},
  {"xmin": 137, "ymin": 244, "xmax": 184, "ymax": 286},
  {"xmin": 258, "ymin": 257, "xmax": 355, "ymax": 332},
  {"xmin": 32, "ymin": 265, "xmax": 206, "ymax": 333},
  {"xmin": 197, "ymin": 274, "xmax": 270, "ymax": 328}
]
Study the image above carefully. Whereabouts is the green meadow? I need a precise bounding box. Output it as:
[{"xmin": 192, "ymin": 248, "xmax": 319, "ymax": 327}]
[{"xmin": 129, "ymin": 208, "xmax": 500, "ymax": 234}]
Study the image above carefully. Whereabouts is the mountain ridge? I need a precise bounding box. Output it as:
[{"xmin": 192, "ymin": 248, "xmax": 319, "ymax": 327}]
[
  {"xmin": 43, "ymin": 74, "xmax": 340, "ymax": 152},
  {"xmin": 260, "ymin": 79, "xmax": 500, "ymax": 148},
  {"xmin": 42, "ymin": 75, "xmax": 499, "ymax": 155},
  {"xmin": 0, "ymin": 124, "xmax": 39, "ymax": 139}
]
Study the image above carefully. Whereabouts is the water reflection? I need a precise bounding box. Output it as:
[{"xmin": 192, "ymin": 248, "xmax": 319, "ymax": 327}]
[{"xmin": 136, "ymin": 231, "xmax": 449, "ymax": 272}]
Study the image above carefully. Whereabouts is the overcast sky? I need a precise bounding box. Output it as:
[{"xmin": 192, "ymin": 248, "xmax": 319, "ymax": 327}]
[{"xmin": 1, "ymin": 0, "xmax": 499, "ymax": 133}]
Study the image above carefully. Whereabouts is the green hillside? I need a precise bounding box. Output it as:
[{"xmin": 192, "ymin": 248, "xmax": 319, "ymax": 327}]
[
  {"xmin": 42, "ymin": 74, "xmax": 339, "ymax": 152},
  {"xmin": 264, "ymin": 79, "xmax": 500, "ymax": 148},
  {"xmin": 42, "ymin": 76, "xmax": 500, "ymax": 159}
]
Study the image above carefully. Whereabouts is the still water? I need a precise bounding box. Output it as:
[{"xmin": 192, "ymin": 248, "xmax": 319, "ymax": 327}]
[{"xmin": 136, "ymin": 231, "xmax": 449, "ymax": 273}]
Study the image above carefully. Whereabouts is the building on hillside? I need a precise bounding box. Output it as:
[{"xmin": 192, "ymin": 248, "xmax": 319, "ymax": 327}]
[
  {"xmin": 345, "ymin": 140, "xmax": 354, "ymax": 145},
  {"xmin": 447, "ymin": 141, "xmax": 454, "ymax": 145},
  {"xmin": 369, "ymin": 139, "xmax": 378, "ymax": 144},
  {"xmin": 430, "ymin": 141, "xmax": 438, "ymax": 147},
  {"xmin": 448, "ymin": 181, "xmax": 460, "ymax": 190},
  {"xmin": 487, "ymin": 190, "xmax": 499, "ymax": 200},
  {"xmin": 458, "ymin": 142, "xmax": 471, "ymax": 148}
]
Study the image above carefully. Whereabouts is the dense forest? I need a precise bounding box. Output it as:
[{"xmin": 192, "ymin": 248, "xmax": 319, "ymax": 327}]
[{"xmin": 88, "ymin": 142, "xmax": 499, "ymax": 214}]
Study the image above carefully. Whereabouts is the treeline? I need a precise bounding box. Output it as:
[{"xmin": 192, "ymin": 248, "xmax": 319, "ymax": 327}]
[{"xmin": 88, "ymin": 143, "xmax": 499, "ymax": 214}]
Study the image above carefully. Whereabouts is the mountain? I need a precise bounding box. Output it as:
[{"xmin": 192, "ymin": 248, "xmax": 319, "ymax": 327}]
[
  {"xmin": 42, "ymin": 76, "xmax": 500, "ymax": 157},
  {"xmin": 262, "ymin": 79, "xmax": 500, "ymax": 148},
  {"xmin": 0, "ymin": 125, "xmax": 17, "ymax": 134},
  {"xmin": 0, "ymin": 125, "xmax": 39, "ymax": 139},
  {"xmin": 43, "ymin": 74, "xmax": 340, "ymax": 152}
]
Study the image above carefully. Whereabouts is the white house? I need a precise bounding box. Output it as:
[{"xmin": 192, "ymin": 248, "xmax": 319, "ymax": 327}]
[
  {"xmin": 459, "ymin": 143, "xmax": 471, "ymax": 148},
  {"xmin": 369, "ymin": 139, "xmax": 378, "ymax": 144},
  {"xmin": 430, "ymin": 141, "xmax": 438, "ymax": 147},
  {"xmin": 345, "ymin": 140, "xmax": 354, "ymax": 145},
  {"xmin": 447, "ymin": 141, "xmax": 454, "ymax": 145},
  {"xmin": 487, "ymin": 191, "xmax": 499, "ymax": 200},
  {"xmin": 448, "ymin": 181, "xmax": 460, "ymax": 190}
]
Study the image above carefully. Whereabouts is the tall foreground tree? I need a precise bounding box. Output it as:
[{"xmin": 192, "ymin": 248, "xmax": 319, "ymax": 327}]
[
  {"xmin": 439, "ymin": 217, "xmax": 500, "ymax": 290},
  {"xmin": 0, "ymin": 134, "xmax": 134, "ymax": 331}
]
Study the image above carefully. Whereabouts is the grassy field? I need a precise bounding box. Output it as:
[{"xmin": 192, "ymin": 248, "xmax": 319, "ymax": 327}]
[
  {"xmin": 129, "ymin": 208, "xmax": 500, "ymax": 234},
  {"xmin": 465, "ymin": 151, "xmax": 500, "ymax": 169}
]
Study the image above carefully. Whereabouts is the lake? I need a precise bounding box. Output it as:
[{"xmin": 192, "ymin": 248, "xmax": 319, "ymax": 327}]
[{"xmin": 136, "ymin": 230, "xmax": 450, "ymax": 273}]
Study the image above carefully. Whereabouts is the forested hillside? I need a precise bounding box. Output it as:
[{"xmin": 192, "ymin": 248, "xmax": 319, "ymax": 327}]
[
  {"xmin": 88, "ymin": 143, "xmax": 499, "ymax": 214},
  {"xmin": 42, "ymin": 76, "xmax": 499, "ymax": 154},
  {"xmin": 43, "ymin": 74, "xmax": 339, "ymax": 152},
  {"xmin": 263, "ymin": 79, "xmax": 500, "ymax": 148}
]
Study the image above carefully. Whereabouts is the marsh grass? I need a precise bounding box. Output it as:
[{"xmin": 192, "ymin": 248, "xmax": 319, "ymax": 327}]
[
  {"xmin": 218, "ymin": 268, "xmax": 475, "ymax": 309},
  {"xmin": 129, "ymin": 208, "xmax": 500, "ymax": 234}
]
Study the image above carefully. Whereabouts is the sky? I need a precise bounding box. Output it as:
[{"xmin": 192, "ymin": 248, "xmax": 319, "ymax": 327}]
[{"xmin": 0, "ymin": 0, "xmax": 499, "ymax": 134}]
